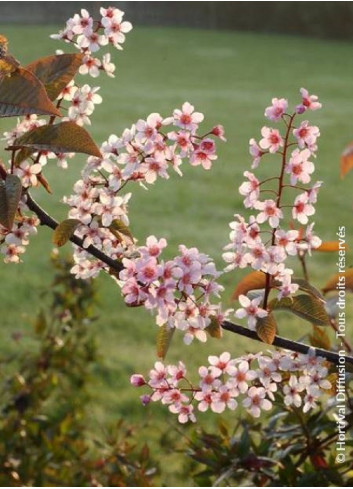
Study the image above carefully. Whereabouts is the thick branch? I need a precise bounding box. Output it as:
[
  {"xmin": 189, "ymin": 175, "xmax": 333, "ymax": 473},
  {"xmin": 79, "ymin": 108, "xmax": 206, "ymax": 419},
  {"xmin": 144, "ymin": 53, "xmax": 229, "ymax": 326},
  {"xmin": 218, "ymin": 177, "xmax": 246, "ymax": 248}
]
[
  {"xmin": 222, "ymin": 320, "xmax": 353, "ymax": 366},
  {"xmin": 25, "ymin": 193, "xmax": 124, "ymax": 274},
  {"xmin": 25, "ymin": 193, "xmax": 353, "ymax": 367}
]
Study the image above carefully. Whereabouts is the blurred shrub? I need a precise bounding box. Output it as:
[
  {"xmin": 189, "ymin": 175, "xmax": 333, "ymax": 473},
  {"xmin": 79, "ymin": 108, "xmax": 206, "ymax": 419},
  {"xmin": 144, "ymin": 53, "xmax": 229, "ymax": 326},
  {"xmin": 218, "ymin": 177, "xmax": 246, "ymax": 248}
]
[
  {"xmin": 186, "ymin": 399, "xmax": 353, "ymax": 487},
  {"xmin": 0, "ymin": 252, "xmax": 156, "ymax": 486}
]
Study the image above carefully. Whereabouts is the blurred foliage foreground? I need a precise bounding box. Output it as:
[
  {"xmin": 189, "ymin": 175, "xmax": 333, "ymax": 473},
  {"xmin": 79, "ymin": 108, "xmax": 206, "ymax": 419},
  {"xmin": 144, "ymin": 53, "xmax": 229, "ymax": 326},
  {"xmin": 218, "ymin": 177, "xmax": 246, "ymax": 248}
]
[
  {"xmin": 0, "ymin": 253, "xmax": 156, "ymax": 487},
  {"xmin": 0, "ymin": 254, "xmax": 352, "ymax": 486}
]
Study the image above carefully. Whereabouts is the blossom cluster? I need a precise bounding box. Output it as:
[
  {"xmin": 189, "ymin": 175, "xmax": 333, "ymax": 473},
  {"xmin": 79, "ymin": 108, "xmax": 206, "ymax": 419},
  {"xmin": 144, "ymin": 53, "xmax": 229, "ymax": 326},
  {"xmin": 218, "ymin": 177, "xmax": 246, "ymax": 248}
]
[
  {"xmin": 51, "ymin": 6, "xmax": 132, "ymax": 78},
  {"xmin": 120, "ymin": 237, "xmax": 226, "ymax": 345},
  {"xmin": 64, "ymin": 103, "xmax": 225, "ymax": 281},
  {"xmin": 223, "ymin": 89, "xmax": 323, "ymax": 329},
  {"xmin": 131, "ymin": 349, "xmax": 332, "ymax": 423},
  {"xmin": 0, "ymin": 209, "xmax": 39, "ymax": 263},
  {"xmin": 0, "ymin": 8, "xmax": 132, "ymax": 265}
]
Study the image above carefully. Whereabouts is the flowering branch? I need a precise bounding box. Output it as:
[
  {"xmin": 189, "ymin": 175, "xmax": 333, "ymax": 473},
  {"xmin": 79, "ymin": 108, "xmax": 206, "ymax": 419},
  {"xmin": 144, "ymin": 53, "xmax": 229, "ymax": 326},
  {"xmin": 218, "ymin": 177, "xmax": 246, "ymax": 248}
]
[
  {"xmin": 222, "ymin": 320, "xmax": 353, "ymax": 367},
  {"xmin": 25, "ymin": 192, "xmax": 124, "ymax": 273},
  {"xmin": 23, "ymin": 193, "xmax": 353, "ymax": 368}
]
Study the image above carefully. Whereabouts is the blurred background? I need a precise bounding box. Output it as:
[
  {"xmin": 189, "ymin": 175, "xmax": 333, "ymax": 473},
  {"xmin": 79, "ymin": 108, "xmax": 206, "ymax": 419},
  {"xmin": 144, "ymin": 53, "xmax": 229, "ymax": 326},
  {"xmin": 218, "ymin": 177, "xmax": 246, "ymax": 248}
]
[
  {"xmin": 0, "ymin": 2, "xmax": 352, "ymax": 485},
  {"xmin": 3, "ymin": 1, "xmax": 353, "ymax": 40}
]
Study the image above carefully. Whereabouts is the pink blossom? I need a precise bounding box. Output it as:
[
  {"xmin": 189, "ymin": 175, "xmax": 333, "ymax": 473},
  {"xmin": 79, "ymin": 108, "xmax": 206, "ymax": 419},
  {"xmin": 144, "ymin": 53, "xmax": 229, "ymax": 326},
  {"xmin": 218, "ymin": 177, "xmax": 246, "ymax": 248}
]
[
  {"xmin": 79, "ymin": 55, "xmax": 101, "ymax": 77},
  {"xmin": 136, "ymin": 257, "xmax": 160, "ymax": 284},
  {"xmin": 208, "ymin": 352, "xmax": 235, "ymax": 375},
  {"xmin": 275, "ymin": 229, "xmax": 299, "ymax": 256},
  {"xmin": 245, "ymin": 242, "xmax": 268, "ymax": 270},
  {"xmin": 141, "ymin": 156, "xmax": 169, "ymax": 183},
  {"xmin": 286, "ymin": 148, "xmax": 315, "ymax": 185},
  {"xmin": 249, "ymin": 138, "xmax": 263, "ymax": 168},
  {"xmin": 1, "ymin": 243, "xmax": 26, "ymax": 263},
  {"xmin": 293, "ymin": 120, "xmax": 320, "ymax": 151},
  {"xmin": 283, "ymin": 375, "xmax": 305, "ymax": 407},
  {"xmin": 172, "ymin": 102, "xmax": 204, "ymax": 132},
  {"xmin": 101, "ymin": 11, "xmax": 133, "ymax": 49},
  {"xmin": 140, "ymin": 235, "xmax": 167, "ymax": 258},
  {"xmin": 101, "ymin": 53, "xmax": 116, "ymax": 77},
  {"xmin": 169, "ymin": 403, "xmax": 196, "ymax": 423},
  {"xmin": 229, "ymin": 360, "xmax": 257, "ymax": 393},
  {"xmin": 264, "ymin": 97, "xmax": 288, "ymax": 121},
  {"xmin": 235, "ymin": 294, "xmax": 268, "ymax": 330},
  {"xmin": 297, "ymin": 88, "xmax": 322, "ymax": 113},
  {"xmin": 15, "ymin": 162, "xmax": 42, "ymax": 188},
  {"xmin": 190, "ymin": 148, "xmax": 217, "ymax": 170},
  {"xmin": 195, "ymin": 389, "xmax": 216, "ymax": 412},
  {"xmin": 238, "ymin": 171, "xmax": 260, "ymax": 208},
  {"xmin": 292, "ymin": 193, "xmax": 315, "ymax": 224},
  {"xmin": 71, "ymin": 9, "xmax": 93, "ymax": 36},
  {"xmin": 242, "ymin": 386, "xmax": 272, "ymax": 417},
  {"xmin": 222, "ymin": 250, "xmax": 248, "ymax": 271},
  {"xmin": 161, "ymin": 388, "xmax": 189, "ymax": 406},
  {"xmin": 210, "ymin": 385, "xmax": 238, "ymax": 413},
  {"xmin": 211, "ymin": 125, "xmax": 226, "ymax": 141},
  {"xmin": 259, "ymin": 127, "xmax": 283, "ymax": 153},
  {"xmin": 149, "ymin": 361, "xmax": 168, "ymax": 389},
  {"xmin": 255, "ymin": 199, "xmax": 283, "ymax": 228},
  {"xmin": 307, "ymin": 181, "xmax": 322, "ymax": 204}
]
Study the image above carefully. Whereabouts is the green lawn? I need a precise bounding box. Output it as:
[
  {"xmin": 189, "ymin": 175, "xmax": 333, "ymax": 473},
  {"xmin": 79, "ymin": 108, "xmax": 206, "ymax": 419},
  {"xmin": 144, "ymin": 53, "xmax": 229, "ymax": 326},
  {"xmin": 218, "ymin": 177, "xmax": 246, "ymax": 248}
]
[{"xmin": 0, "ymin": 23, "xmax": 353, "ymax": 485}]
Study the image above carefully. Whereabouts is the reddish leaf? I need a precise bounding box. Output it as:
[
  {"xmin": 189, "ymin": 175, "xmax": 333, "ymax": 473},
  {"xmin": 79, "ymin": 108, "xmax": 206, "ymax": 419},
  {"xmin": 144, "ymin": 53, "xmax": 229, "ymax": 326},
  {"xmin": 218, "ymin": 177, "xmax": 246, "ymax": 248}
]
[
  {"xmin": 269, "ymin": 295, "xmax": 330, "ymax": 326},
  {"xmin": 315, "ymin": 241, "xmax": 348, "ymax": 252},
  {"xmin": 0, "ymin": 174, "xmax": 22, "ymax": 230},
  {"xmin": 291, "ymin": 278, "xmax": 325, "ymax": 301},
  {"xmin": 12, "ymin": 121, "xmax": 102, "ymax": 158},
  {"xmin": 0, "ymin": 55, "xmax": 20, "ymax": 78},
  {"xmin": 232, "ymin": 271, "xmax": 267, "ymax": 300},
  {"xmin": 109, "ymin": 219, "xmax": 134, "ymax": 244},
  {"xmin": 156, "ymin": 325, "xmax": 175, "ymax": 359},
  {"xmin": 0, "ymin": 67, "xmax": 61, "ymax": 118},
  {"xmin": 309, "ymin": 325, "xmax": 331, "ymax": 350},
  {"xmin": 52, "ymin": 219, "xmax": 80, "ymax": 247},
  {"xmin": 26, "ymin": 53, "xmax": 83, "ymax": 101},
  {"xmin": 0, "ymin": 180, "xmax": 7, "ymax": 228},
  {"xmin": 0, "ymin": 35, "xmax": 8, "ymax": 57},
  {"xmin": 37, "ymin": 173, "xmax": 52, "ymax": 194},
  {"xmin": 205, "ymin": 316, "xmax": 223, "ymax": 339},
  {"xmin": 340, "ymin": 142, "xmax": 353, "ymax": 178},
  {"xmin": 256, "ymin": 313, "xmax": 276, "ymax": 344},
  {"xmin": 322, "ymin": 269, "xmax": 353, "ymax": 294}
]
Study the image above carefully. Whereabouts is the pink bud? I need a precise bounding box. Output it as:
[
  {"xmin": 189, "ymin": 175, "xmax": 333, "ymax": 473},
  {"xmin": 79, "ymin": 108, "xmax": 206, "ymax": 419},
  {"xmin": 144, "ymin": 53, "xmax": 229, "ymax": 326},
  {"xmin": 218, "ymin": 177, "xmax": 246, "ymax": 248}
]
[
  {"xmin": 140, "ymin": 394, "xmax": 151, "ymax": 406},
  {"xmin": 130, "ymin": 374, "xmax": 146, "ymax": 387},
  {"xmin": 296, "ymin": 104, "xmax": 306, "ymax": 115},
  {"xmin": 211, "ymin": 125, "xmax": 226, "ymax": 141}
]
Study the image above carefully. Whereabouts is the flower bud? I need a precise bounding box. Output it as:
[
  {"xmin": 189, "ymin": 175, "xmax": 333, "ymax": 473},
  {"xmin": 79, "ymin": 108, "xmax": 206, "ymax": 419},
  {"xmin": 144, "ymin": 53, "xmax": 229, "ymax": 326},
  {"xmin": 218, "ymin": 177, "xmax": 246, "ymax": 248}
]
[{"xmin": 130, "ymin": 374, "xmax": 146, "ymax": 387}]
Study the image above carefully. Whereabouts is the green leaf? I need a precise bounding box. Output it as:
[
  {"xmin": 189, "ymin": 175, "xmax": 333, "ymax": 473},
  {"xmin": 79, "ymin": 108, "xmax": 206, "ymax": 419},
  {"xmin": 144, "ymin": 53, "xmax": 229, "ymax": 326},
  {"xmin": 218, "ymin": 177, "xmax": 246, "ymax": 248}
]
[
  {"xmin": 0, "ymin": 174, "xmax": 22, "ymax": 229},
  {"xmin": 256, "ymin": 313, "xmax": 277, "ymax": 344},
  {"xmin": 0, "ymin": 67, "xmax": 61, "ymax": 118},
  {"xmin": 156, "ymin": 325, "xmax": 175, "ymax": 359},
  {"xmin": 52, "ymin": 219, "xmax": 80, "ymax": 247},
  {"xmin": 12, "ymin": 121, "xmax": 102, "ymax": 158},
  {"xmin": 205, "ymin": 316, "xmax": 222, "ymax": 339},
  {"xmin": 26, "ymin": 53, "xmax": 83, "ymax": 101},
  {"xmin": 268, "ymin": 294, "xmax": 330, "ymax": 326}
]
